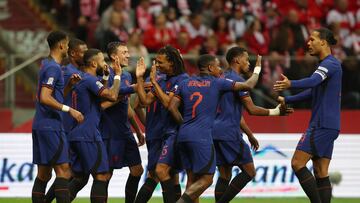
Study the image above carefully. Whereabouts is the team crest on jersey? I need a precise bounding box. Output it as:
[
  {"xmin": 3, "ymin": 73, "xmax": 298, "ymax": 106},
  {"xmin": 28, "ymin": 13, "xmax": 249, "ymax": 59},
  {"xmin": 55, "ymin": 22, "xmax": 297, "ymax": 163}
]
[
  {"xmin": 96, "ymin": 81, "xmax": 104, "ymax": 89},
  {"xmin": 47, "ymin": 77, "xmax": 54, "ymax": 85}
]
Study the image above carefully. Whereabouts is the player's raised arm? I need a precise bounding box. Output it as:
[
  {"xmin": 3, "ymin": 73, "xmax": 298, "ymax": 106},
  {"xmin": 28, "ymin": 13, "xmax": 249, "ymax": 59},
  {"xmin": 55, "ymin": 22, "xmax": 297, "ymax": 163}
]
[
  {"xmin": 149, "ymin": 61, "xmax": 174, "ymax": 108},
  {"xmin": 233, "ymin": 55, "xmax": 262, "ymax": 91},
  {"xmin": 99, "ymin": 58, "xmax": 122, "ymax": 101},
  {"xmin": 241, "ymin": 95, "xmax": 293, "ymax": 116},
  {"xmin": 64, "ymin": 73, "xmax": 82, "ymax": 97},
  {"xmin": 136, "ymin": 57, "xmax": 157, "ymax": 105}
]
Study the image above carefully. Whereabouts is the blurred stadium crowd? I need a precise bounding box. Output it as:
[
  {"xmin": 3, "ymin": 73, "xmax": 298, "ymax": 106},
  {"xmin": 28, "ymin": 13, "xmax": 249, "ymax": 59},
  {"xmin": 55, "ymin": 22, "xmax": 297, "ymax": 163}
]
[{"xmin": 25, "ymin": 0, "xmax": 360, "ymax": 108}]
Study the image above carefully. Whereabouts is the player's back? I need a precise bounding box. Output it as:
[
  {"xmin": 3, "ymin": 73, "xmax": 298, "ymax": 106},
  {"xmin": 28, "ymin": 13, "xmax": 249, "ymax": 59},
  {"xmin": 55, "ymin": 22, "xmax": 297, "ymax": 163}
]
[
  {"xmin": 176, "ymin": 75, "xmax": 234, "ymax": 143},
  {"xmin": 212, "ymin": 70, "xmax": 248, "ymax": 141},
  {"xmin": 33, "ymin": 58, "xmax": 64, "ymax": 131},
  {"xmin": 69, "ymin": 73, "xmax": 104, "ymax": 141},
  {"xmin": 62, "ymin": 63, "xmax": 82, "ymax": 134},
  {"xmin": 310, "ymin": 55, "xmax": 342, "ymax": 130}
]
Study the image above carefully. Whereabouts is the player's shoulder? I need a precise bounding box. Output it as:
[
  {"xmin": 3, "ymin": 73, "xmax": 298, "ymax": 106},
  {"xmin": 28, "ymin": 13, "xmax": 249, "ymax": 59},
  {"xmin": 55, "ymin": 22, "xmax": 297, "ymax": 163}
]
[
  {"xmin": 224, "ymin": 70, "xmax": 244, "ymax": 82},
  {"xmin": 41, "ymin": 58, "xmax": 61, "ymax": 72},
  {"xmin": 319, "ymin": 55, "xmax": 341, "ymax": 70}
]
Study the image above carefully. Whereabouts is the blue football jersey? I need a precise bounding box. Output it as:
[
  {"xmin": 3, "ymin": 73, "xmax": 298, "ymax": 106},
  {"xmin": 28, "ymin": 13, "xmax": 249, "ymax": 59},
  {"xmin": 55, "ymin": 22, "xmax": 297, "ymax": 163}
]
[
  {"xmin": 33, "ymin": 58, "xmax": 65, "ymax": 131},
  {"xmin": 100, "ymin": 68, "xmax": 134, "ymax": 139},
  {"xmin": 145, "ymin": 74, "xmax": 166, "ymax": 140},
  {"xmin": 175, "ymin": 75, "xmax": 235, "ymax": 143},
  {"xmin": 156, "ymin": 73, "xmax": 189, "ymax": 136},
  {"xmin": 62, "ymin": 63, "xmax": 82, "ymax": 133},
  {"xmin": 68, "ymin": 73, "xmax": 105, "ymax": 141},
  {"xmin": 309, "ymin": 55, "xmax": 342, "ymax": 130},
  {"xmin": 212, "ymin": 70, "xmax": 249, "ymax": 140}
]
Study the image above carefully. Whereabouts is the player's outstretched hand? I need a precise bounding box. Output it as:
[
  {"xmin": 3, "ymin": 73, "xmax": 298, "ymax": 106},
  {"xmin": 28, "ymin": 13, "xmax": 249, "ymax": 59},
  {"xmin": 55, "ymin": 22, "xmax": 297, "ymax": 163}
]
[
  {"xmin": 69, "ymin": 74, "xmax": 82, "ymax": 86},
  {"xmin": 150, "ymin": 60, "xmax": 157, "ymax": 84},
  {"xmin": 274, "ymin": 74, "xmax": 291, "ymax": 91},
  {"xmin": 113, "ymin": 57, "xmax": 122, "ymax": 76},
  {"xmin": 69, "ymin": 108, "xmax": 84, "ymax": 123},
  {"xmin": 136, "ymin": 57, "xmax": 146, "ymax": 78},
  {"xmin": 279, "ymin": 103, "xmax": 294, "ymax": 116},
  {"xmin": 248, "ymin": 135, "xmax": 259, "ymax": 151},
  {"xmin": 136, "ymin": 132, "xmax": 145, "ymax": 147},
  {"xmin": 277, "ymin": 96, "xmax": 285, "ymax": 105}
]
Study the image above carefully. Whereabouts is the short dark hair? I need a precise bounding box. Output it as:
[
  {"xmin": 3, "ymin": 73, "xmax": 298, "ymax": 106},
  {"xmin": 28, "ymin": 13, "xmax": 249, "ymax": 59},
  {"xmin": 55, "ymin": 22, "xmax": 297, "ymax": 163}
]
[
  {"xmin": 83, "ymin": 49, "xmax": 102, "ymax": 66},
  {"xmin": 158, "ymin": 45, "xmax": 185, "ymax": 75},
  {"xmin": 106, "ymin": 41, "xmax": 127, "ymax": 60},
  {"xmin": 197, "ymin": 54, "xmax": 216, "ymax": 71},
  {"xmin": 226, "ymin": 47, "xmax": 247, "ymax": 64},
  {"xmin": 68, "ymin": 38, "xmax": 86, "ymax": 53},
  {"xmin": 47, "ymin": 30, "xmax": 68, "ymax": 49},
  {"xmin": 314, "ymin": 27, "xmax": 337, "ymax": 45}
]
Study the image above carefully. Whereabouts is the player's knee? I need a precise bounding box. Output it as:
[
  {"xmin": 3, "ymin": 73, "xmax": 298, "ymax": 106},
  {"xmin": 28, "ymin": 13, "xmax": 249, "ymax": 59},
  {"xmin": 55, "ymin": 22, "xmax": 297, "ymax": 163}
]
[
  {"xmin": 155, "ymin": 164, "xmax": 170, "ymax": 180},
  {"xmin": 130, "ymin": 164, "xmax": 144, "ymax": 177},
  {"xmin": 54, "ymin": 163, "xmax": 71, "ymax": 179},
  {"xmin": 247, "ymin": 170, "xmax": 256, "ymax": 179},
  {"xmin": 37, "ymin": 173, "xmax": 52, "ymax": 182},
  {"xmin": 291, "ymin": 159, "xmax": 304, "ymax": 172},
  {"xmin": 203, "ymin": 176, "xmax": 213, "ymax": 188},
  {"xmin": 94, "ymin": 173, "xmax": 108, "ymax": 181}
]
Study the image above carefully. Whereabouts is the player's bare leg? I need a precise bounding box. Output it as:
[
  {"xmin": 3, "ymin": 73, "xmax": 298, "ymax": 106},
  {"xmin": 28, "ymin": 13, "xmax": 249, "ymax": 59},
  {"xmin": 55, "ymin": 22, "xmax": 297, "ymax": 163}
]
[
  {"xmin": 32, "ymin": 165, "xmax": 52, "ymax": 203},
  {"xmin": 313, "ymin": 157, "xmax": 332, "ymax": 203},
  {"xmin": 185, "ymin": 170, "xmax": 199, "ymax": 203},
  {"xmin": 178, "ymin": 173, "xmax": 213, "ymax": 203},
  {"xmin": 292, "ymin": 150, "xmax": 321, "ymax": 203}
]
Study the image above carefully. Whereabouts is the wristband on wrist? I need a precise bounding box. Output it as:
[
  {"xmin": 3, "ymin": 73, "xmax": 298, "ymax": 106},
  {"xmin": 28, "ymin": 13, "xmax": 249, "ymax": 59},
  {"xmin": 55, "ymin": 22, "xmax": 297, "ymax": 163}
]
[
  {"xmin": 269, "ymin": 106, "xmax": 280, "ymax": 116},
  {"xmin": 254, "ymin": 66, "xmax": 261, "ymax": 74},
  {"xmin": 102, "ymin": 75, "xmax": 109, "ymax": 81},
  {"xmin": 62, "ymin": 105, "xmax": 70, "ymax": 112},
  {"xmin": 114, "ymin": 75, "xmax": 121, "ymax": 80}
]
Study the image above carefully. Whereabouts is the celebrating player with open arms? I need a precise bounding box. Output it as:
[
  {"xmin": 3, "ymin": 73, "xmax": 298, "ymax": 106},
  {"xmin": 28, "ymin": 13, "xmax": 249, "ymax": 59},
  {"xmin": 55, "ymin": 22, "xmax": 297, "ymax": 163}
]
[
  {"xmin": 274, "ymin": 28, "xmax": 342, "ymax": 203},
  {"xmin": 213, "ymin": 47, "xmax": 293, "ymax": 203},
  {"xmin": 167, "ymin": 54, "xmax": 261, "ymax": 203},
  {"xmin": 100, "ymin": 42, "xmax": 145, "ymax": 203}
]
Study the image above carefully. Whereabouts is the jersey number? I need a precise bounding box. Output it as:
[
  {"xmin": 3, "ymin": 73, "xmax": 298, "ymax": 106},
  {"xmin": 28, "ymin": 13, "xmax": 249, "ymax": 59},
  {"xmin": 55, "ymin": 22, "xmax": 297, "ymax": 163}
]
[{"xmin": 190, "ymin": 92, "xmax": 203, "ymax": 118}]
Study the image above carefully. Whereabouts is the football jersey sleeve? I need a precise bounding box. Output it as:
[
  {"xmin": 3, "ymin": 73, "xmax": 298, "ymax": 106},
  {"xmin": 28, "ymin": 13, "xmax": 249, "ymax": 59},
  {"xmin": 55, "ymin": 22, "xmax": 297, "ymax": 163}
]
[
  {"xmin": 174, "ymin": 80, "xmax": 184, "ymax": 100},
  {"xmin": 217, "ymin": 78, "xmax": 236, "ymax": 92},
  {"xmin": 87, "ymin": 76, "xmax": 106, "ymax": 96},
  {"xmin": 41, "ymin": 66, "xmax": 61, "ymax": 89}
]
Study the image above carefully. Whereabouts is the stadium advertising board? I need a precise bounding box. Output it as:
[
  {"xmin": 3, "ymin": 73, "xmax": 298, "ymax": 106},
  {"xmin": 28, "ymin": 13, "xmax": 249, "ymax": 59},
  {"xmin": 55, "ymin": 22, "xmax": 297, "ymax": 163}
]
[{"xmin": 0, "ymin": 133, "xmax": 359, "ymax": 197}]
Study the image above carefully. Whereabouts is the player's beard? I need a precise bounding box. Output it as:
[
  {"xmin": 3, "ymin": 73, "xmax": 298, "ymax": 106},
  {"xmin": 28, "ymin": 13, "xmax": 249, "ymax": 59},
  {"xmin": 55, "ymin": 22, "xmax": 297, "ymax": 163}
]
[{"xmin": 96, "ymin": 65, "xmax": 104, "ymax": 76}]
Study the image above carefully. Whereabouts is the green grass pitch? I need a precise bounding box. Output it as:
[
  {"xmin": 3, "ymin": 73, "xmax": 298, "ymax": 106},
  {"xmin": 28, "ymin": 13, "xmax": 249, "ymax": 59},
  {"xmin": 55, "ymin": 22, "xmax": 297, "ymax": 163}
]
[{"xmin": 0, "ymin": 198, "xmax": 359, "ymax": 202}]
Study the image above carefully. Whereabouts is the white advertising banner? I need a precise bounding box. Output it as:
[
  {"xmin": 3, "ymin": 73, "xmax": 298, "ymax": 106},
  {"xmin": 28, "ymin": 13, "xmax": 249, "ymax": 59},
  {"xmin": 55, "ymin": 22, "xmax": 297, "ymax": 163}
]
[{"xmin": 0, "ymin": 133, "xmax": 359, "ymax": 198}]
